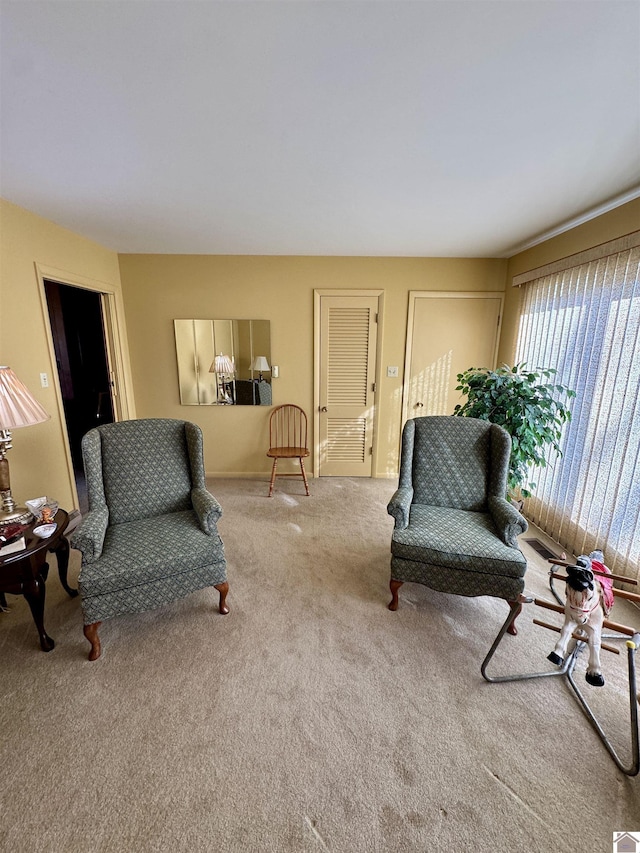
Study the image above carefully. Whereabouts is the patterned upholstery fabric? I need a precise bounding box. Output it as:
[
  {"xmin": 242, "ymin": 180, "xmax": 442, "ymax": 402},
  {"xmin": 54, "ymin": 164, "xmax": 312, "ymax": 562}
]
[
  {"xmin": 391, "ymin": 505, "xmax": 526, "ymax": 577},
  {"xmin": 388, "ymin": 416, "xmax": 527, "ymax": 602},
  {"xmin": 257, "ymin": 380, "xmax": 272, "ymax": 406},
  {"xmin": 389, "ymin": 557, "xmax": 524, "ymax": 601},
  {"xmin": 71, "ymin": 419, "xmax": 227, "ymax": 626},
  {"xmin": 99, "ymin": 419, "xmax": 193, "ymax": 524}
]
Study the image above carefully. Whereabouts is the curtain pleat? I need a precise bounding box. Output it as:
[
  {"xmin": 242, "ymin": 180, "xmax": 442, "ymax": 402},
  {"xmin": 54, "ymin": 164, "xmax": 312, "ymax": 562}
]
[{"xmin": 516, "ymin": 245, "xmax": 640, "ymax": 585}]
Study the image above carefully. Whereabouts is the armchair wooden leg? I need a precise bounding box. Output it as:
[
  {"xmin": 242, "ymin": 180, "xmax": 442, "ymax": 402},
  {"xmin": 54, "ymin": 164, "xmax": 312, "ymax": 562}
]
[
  {"xmin": 268, "ymin": 459, "xmax": 277, "ymax": 497},
  {"xmin": 389, "ymin": 579, "xmax": 403, "ymax": 611},
  {"xmin": 215, "ymin": 582, "xmax": 230, "ymax": 615},
  {"xmin": 84, "ymin": 621, "xmax": 102, "ymax": 661}
]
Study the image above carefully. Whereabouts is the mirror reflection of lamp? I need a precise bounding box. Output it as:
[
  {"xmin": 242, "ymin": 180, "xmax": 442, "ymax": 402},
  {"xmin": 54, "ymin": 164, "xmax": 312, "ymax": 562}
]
[
  {"xmin": 210, "ymin": 354, "xmax": 235, "ymax": 404},
  {"xmin": 251, "ymin": 356, "xmax": 270, "ymax": 382},
  {"xmin": 0, "ymin": 366, "xmax": 51, "ymax": 527}
]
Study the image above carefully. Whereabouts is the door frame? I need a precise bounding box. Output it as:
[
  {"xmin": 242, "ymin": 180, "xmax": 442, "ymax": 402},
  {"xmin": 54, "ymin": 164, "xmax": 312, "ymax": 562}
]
[
  {"xmin": 402, "ymin": 290, "xmax": 504, "ymax": 427},
  {"xmin": 313, "ymin": 288, "xmax": 384, "ymax": 477},
  {"xmin": 35, "ymin": 263, "xmax": 136, "ymax": 509}
]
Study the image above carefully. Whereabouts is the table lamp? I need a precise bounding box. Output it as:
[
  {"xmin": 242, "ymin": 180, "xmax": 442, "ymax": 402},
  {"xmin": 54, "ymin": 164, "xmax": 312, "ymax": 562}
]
[
  {"xmin": 210, "ymin": 353, "xmax": 235, "ymax": 404},
  {"xmin": 251, "ymin": 356, "xmax": 270, "ymax": 382},
  {"xmin": 0, "ymin": 366, "xmax": 50, "ymax": 527}
]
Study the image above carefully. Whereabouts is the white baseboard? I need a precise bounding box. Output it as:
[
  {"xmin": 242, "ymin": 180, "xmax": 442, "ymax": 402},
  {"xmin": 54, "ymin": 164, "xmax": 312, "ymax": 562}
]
[
  {"xmin": 206, "ymin": 471, "xmax": 316, "ymax": 480},
  {"xmin": 205, "ymin": 471, "xmax": 397, "ymax": 479}
]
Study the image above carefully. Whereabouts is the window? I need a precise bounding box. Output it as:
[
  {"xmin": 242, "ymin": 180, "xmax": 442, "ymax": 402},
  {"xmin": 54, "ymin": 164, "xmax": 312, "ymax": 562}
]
[{"xmin": 514, "ymin": 233, "xmax": 640, "ymax": 584}]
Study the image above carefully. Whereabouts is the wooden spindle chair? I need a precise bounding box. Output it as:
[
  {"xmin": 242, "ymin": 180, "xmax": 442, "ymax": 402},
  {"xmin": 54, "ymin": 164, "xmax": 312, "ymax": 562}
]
[{"xmin": 267, "ymin": 404, "xmax": 310, "ymax": 497}]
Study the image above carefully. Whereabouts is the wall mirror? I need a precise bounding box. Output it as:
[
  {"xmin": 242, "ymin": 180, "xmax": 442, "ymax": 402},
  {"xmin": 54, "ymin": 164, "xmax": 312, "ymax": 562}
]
[{"xmin": 174, "ymin": 319, "xmax": 272, "ymax": 406}]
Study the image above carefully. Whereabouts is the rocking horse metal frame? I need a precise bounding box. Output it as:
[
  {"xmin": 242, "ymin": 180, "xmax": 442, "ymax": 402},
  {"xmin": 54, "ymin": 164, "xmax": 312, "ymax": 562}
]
[{"xmin": 480, "ymin": 561, "xmax": 640, "ymax": 776}]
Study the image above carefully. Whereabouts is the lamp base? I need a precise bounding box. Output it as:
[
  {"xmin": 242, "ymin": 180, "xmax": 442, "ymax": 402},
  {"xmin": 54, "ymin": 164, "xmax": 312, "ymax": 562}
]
[{"xmin": 0, "ymin": 506, "xmax": 33, "ymax": 528}]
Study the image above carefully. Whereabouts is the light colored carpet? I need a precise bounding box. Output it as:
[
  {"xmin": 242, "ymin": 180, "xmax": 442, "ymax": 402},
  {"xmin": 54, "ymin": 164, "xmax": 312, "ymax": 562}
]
[{"xmin": 1, "ymin": 477, "xmax": 638, "ymax": 853}]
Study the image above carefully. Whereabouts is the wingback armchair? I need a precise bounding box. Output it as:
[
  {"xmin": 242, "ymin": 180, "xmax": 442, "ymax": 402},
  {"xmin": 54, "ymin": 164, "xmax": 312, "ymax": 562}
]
[
  {"xmin": 71, "ymin": 419, "xmax": 228, "ymax": 660},
  {"xmin": 387, "ymin": 416, "xmax": 528, "ymax": 624}
]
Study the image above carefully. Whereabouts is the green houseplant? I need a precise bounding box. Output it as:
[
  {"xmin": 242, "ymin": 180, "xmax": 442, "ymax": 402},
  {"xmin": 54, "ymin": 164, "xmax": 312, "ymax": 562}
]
[{"xmin": 453, "ymin": 363, "xmax": 576, "ymax": 501}]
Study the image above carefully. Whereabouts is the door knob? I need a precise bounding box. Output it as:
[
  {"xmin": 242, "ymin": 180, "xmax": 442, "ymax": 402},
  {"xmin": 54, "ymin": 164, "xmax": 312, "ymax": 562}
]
[
  {"xmin": 416, "ymin": 402, "xmax": 424, "ymax": 408},
  {"xmin": 320, "ymin": 406, "xmax": 328, "ymax": 412}
]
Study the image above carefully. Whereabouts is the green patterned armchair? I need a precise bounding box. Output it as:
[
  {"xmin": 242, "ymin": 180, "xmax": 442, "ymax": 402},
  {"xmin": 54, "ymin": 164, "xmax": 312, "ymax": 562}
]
[
  {"xmin": 71, "ymin": 419, "xmax": 228, "ymax": 660},
  {"xmin": 387, "ymin": 416, "xmax": 527, "ymax": 623}
]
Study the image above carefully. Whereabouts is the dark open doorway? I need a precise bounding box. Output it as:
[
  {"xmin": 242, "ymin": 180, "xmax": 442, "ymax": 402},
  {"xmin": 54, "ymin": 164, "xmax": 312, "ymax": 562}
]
[{"xmin": 44, "ymin": 280, "xmax": 115, "ymax": 512}]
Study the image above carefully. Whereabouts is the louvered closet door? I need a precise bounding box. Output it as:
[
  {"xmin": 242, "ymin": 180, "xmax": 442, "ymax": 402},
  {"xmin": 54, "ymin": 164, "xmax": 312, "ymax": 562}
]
[{"xmin": 319, "ymin": 295, "xmax": 378, "ymax": 476}]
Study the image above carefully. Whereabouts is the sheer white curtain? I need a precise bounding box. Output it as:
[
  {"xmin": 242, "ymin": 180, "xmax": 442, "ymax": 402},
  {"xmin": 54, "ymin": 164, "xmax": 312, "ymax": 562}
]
[{"xmin": 515, "ymin": 233, "xmax": 640, "ymax": 584}]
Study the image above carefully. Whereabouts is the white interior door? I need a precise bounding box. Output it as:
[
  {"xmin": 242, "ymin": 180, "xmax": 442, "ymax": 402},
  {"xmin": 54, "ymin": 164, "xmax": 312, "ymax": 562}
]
[
  {"xmin": 403, "ymin": 292, "xmax": 503, "ymax": 423},
  {"xmin": 316, "ymin": 293, "xmax": 380, "ymax": 476}
]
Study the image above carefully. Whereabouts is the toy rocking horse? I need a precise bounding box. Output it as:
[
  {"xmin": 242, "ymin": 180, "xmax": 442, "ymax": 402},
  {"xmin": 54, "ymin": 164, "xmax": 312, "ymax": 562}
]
[
  {"xmin": 481, "ymin": 550, "xmax": 640, "ymax": 774},
  {"xmin": 547, "ymin": 550, "xmax": 614, "ymax": 687}
]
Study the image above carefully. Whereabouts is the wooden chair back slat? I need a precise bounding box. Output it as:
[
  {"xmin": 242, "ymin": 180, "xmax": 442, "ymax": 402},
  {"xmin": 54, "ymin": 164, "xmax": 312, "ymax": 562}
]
[{"xmin": 270, "ymin": 404, "xmax": 307, "ymax": 450}]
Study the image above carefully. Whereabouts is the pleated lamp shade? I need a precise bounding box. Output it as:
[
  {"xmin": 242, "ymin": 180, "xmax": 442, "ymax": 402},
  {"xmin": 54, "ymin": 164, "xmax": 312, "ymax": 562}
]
[
  {"xmin": 0, "ymin": 367, "xmax": 50, "ymax": 526},
  {"xmin": 211, "ymin": 354, "xmax": 235, "ymax": 375},
  {"xmin": 0, "ymin": 367, "xmax": 50, "ymax": 430}
]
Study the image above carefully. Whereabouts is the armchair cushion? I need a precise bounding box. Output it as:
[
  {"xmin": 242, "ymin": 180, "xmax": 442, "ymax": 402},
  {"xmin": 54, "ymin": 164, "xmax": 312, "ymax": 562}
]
[
  {"xmin": 391, "ymin": 504, "xmax": 526, "ymax": 578},
  {"xmin": 79, "ymin": 510, "xmax": 225, "ymax": 597},
  {"xmin": 78, "ymin": 509, "xmax": 226, "ymax": 623}
]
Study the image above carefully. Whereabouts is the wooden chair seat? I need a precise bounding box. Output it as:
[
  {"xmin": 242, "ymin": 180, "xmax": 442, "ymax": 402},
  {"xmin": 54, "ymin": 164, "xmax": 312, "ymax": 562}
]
[{"xmin": 267, "ymin": 446, "xmax": 309, "ymax": 459}]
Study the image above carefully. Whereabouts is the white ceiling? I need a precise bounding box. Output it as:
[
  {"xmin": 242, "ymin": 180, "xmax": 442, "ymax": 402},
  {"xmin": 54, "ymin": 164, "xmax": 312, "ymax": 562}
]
[{"xmin": 1, "ymin": 1, "xmax": 639, "ymax": 257}]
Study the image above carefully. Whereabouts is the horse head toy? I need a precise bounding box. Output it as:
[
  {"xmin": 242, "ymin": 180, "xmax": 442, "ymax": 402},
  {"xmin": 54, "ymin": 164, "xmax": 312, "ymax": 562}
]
[{"xmin": 547, "ymin": 550, "xmax": 614, "ymax": 687}]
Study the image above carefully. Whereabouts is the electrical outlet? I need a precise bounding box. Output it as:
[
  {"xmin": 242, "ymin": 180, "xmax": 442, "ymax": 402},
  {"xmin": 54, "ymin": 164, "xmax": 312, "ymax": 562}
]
[
  {"xmin": 40, "ymin": 372, "xmax": 49, "ymax": 388},
  {"xmin": 387, "ymin": 366, "xmax": 399, "ymax": 378}
]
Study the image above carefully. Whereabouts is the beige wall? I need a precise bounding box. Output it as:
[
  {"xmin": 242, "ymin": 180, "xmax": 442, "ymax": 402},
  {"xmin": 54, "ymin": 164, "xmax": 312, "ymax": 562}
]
[
  {"xmin": 497, "ymin": 198, "xmax": 640, "ymax": 365},
  {"xmin": 118, "ymin": 254, "xmax": 507, "ymax": 477},
  {"xmin": 0, "ymin": 199, "xmax": 127, "ymax": 510},
  {"xmin": 4, "ymin": 193, "xmax": 636, "ymax": 501}
]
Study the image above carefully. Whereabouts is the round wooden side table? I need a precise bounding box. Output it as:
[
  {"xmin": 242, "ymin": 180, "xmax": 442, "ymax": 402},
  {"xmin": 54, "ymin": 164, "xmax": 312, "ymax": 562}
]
[{"xmin": 0, "ymin": 509, "xmax": 77, "ymax": 651}]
